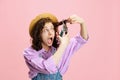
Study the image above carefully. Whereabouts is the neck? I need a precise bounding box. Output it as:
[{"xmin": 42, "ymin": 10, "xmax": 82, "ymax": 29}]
[{"xmin": 42, "ymin": 44, "xmax": 51, "ymax": 52}]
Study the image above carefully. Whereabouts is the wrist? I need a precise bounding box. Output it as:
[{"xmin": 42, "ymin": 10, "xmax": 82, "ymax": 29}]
[
  {"xmin": 80, "ymin": 22, "xmax": 86, "ymax": 27},
  {"xmin": 79, "ymin": 20, "xmax": 85, "ymax": 24},
  {"xmin": 60, "ymin": 42, "xmax": 68, "ymax": 48},
  {"xmin": 78, "ymin": 17, "xmax": 85, "ymax": 24}
]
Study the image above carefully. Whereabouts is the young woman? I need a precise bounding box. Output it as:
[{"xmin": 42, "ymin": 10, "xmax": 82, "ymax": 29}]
[{"xmin": 23, "ymin": 13, "xmax": 88, "ymax": 80}]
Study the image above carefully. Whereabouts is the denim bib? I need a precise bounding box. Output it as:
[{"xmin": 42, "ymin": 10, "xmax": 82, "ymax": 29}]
[{"xmin": 32, "ymin": 71, "xmax": 62, "ymax": 80}]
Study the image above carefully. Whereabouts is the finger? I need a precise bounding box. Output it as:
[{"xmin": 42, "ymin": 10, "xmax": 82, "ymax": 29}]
[
  {"xmin": 67, "ymin": 18, "xmax": 72, "ymax": 24},
  {"xmin": 68, "ymin": 15, "xmax": 79, "ymax": 24},
  {"xmin": 64, "ymin": 33, "xmax": 69, "ymax": 37},
  {"xmin": 68, "ymin": 15, "xmax": 77, "ymax": 21},
  {"xmin": 69, "ymin": 14, "xmax": 77, "ymax": 19},
  {"xmin": 57, "ymin": 35, "xmax": 62, "ymax": 41},
  {"xmin": 69, "ymin": 20, "xmax": 76, "ymax": 24},
  {"xmin": 66, "ymin": 33, "xmax": 69, "ymax": 37},
  {"xmin": 56, "ymin": 32, "xmax": 59, "ymax": 37}
]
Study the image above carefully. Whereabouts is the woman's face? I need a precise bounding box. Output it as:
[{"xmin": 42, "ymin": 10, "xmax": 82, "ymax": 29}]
[{"xmin": 41, "ymin": 22, "xmax": 55, "ymax": 48}]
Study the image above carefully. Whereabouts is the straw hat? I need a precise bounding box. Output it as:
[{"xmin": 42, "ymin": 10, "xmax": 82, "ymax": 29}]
[{"xmin": 29, "ymin": 13, "xmax": 58, "ymax": 37}]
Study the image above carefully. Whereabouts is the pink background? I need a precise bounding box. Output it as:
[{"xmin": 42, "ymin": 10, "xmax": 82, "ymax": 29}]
[{"xmin": 0, "ymin": 0, "xmax": 120, "ymax": 80}]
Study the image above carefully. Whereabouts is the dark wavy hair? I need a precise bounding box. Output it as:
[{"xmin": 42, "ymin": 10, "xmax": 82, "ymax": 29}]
[{"xmin": 30, "ymin": 18, "xmax": 59, "ymax": 51}]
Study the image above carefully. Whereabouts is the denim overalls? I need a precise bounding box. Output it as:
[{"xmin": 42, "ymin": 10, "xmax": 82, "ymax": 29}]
[{"xmin": 32, "ymin": 71, "xmax": 62, "ymax": 80}]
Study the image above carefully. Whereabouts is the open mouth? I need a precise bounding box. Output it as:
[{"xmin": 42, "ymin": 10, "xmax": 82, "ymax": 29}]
[
  {"xmin": 50, "ymin": 37, "xmax": 52, "ymax": 40},
  {"xmin": 47, "ymin": 37, "xmax": 53, "ymax": 44}
]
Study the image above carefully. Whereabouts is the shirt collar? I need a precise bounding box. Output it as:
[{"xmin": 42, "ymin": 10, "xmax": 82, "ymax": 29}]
[{"xmin": 37, "ymin": 46, "xmax": 56, "ymax": 54}]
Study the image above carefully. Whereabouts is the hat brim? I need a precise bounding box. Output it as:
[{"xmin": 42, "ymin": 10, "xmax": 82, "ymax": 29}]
[{"xmin": 29, "ymin": 13, "xmax": 58, "ymax": 37}]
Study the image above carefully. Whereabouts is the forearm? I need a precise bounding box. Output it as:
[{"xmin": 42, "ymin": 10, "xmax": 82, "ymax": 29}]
[
  {"xmin": 80, "ymin": 22, "xmax": 88, "ymax": 40},
  {"xmin": 68, "ymin": 14, "xmax": 88, "ymax": 40},
  {"xmin": 53, "ymin": 43, "xmax": 67, "ymax": 66}
]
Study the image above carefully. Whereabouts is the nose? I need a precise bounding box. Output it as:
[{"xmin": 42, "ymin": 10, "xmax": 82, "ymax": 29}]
[{"xmin": 48, "ymin": 30, "xmax": 53, "ymax": 35}]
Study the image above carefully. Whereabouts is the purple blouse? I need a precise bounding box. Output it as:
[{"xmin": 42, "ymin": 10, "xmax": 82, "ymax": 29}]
[{"xmin": 23, "ymin": 33, "xmax": 88, "ymax": 78}]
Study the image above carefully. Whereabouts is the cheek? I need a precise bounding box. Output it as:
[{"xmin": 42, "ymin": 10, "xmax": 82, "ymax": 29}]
[
  {"xmin": 41, "ymin": 33, "xmax": 47, "ymax": 41},
  {"xmin": 53, "ymin": 31, "xmax": 55, "ymax": 36}
]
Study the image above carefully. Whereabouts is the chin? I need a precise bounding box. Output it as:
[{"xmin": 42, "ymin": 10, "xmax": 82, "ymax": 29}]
[{"xmin": 48, "ymin": 44, "xmax": 53, "ymax": 47}]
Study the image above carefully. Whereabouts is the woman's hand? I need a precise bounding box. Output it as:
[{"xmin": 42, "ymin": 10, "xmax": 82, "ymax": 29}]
[
  {"xmin": 67, "ymin": 15, "xmax": 88, "ymax": 40},
  {"xmin": 56, "ymin": 32, "xmax": 70, "ymax": 47},
  {"xmin": 68, "ymin": 15, "xmax": 85, "ymax": 24},
  {"xmin": 53, "ymin": 33, "xmax": 70, "ymax": 65}
]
